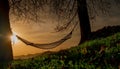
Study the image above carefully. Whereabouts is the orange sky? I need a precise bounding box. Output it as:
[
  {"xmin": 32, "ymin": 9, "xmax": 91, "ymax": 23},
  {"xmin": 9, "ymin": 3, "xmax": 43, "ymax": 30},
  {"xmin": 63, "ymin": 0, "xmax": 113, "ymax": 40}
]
[{"xmin": 9, "ymin": 5, "xmax": 120, "ymax": 58}]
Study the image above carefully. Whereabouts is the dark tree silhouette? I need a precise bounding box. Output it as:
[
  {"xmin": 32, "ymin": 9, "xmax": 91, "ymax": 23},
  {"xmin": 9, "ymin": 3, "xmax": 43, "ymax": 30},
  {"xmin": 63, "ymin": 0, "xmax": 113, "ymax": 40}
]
[
  {"xmin": 0, "ymin": 0, "xmax": 13, "ymax": 67},
  {"xmin": 77, "ymin": 0, "xmax": 120, "ymax": 44},
  {"xmin": 51, "ymin": 0, "xmax": 120, "ymax": 44},
  {"xmin": 0, "ymin": 0, "xmax": 47, "ymax": 67},
  {"xmin": 77, "ymin": 0, "xmax": 91, "ymax": 43},
  {"xmin": 0, "ymin": 0, "xmax": 74, "ymax": 67}
]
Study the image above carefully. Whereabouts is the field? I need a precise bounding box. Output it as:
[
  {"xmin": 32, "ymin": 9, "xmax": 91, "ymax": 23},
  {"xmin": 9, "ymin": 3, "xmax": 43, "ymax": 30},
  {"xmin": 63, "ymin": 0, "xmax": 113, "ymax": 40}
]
[{"xmin": 10, "ymin": 31, "xmax": 120, "ymax": 69}]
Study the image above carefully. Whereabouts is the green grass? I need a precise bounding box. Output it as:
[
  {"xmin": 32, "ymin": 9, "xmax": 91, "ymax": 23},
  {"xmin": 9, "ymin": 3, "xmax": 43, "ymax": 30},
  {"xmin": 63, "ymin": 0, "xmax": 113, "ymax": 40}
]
[{"xmin": 10, "ymin": 32, "xmax": 120, "ymax": 69}]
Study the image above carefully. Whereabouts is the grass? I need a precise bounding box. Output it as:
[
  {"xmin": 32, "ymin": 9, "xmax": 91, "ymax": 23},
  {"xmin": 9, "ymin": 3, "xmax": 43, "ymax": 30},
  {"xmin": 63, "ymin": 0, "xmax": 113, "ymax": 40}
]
[{"xmin": 9, "ymin": 32, "xmax": 120, "ymax": 69}]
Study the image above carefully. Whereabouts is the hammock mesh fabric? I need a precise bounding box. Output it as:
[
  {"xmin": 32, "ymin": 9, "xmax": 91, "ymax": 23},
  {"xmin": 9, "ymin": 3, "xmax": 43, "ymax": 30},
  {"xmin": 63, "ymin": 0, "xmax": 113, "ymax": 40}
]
[
  {"xmin": 16, "ymin": 23, "xmax": 77, "ymax": 49},
  {"xmin": 16, "ymin": 31, "xmax": 72, "ymax": 49}
]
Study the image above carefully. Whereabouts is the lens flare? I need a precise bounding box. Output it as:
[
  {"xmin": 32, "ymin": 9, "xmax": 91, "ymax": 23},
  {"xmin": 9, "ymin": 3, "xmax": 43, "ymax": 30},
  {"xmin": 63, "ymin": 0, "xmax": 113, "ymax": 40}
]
[{"xmin": 11, "ymin": 33, "xmax": 18, "ymax": 45}]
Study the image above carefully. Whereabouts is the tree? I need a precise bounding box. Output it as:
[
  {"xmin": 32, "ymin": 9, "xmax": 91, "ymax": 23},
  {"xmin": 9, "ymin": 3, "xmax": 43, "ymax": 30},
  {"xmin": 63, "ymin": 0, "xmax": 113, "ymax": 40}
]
[
  {"xmin": 48, "ymin": 0, "xmax": 94, "ymax": 43},
  {"xmin": 0, "ymin": 0, "xmax": 54, "ymax": 66},
  {"xmin": 51, "ymin": 0, "xmax": 120, "ymax": 44},
  {"xmin": 0, "ymin": 0, "xmax": 13, "ymax": 67},
  {"xmin": 0, "ymin": 0, "xmax": 75, "ymax": 66},
  {"xmin": 77, "ymin": 0, "xmax": 120, "ymax": 43},
  {"xmin": 0, "ymin": 0, "xmax": 73, "ymax": 67},
  {"xmin": 77, "ymin": 0, "xmax": 91, "ymax": 43}
]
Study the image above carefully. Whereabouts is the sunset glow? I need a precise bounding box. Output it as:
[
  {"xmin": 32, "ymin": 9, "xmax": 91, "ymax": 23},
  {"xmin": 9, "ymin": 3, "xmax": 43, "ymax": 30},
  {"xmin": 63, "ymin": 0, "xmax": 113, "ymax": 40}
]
[{"xmin": 11, "ymin": 33, "xmax": 19, "ymax": 45}]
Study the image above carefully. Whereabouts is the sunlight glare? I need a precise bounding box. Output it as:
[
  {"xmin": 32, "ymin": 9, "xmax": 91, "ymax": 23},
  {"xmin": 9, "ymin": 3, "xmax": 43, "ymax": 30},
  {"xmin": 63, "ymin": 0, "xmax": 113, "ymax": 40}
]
[{"xmin": 11, "ymin": 33, "xmax": 19, "ymax": 45}]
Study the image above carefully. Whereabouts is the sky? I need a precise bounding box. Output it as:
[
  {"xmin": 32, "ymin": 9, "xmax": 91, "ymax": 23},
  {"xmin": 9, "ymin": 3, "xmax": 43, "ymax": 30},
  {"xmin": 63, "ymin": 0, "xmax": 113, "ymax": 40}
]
[{"xmin": 9, "ymin": 2, "xmax": 120, "ymax": 58}]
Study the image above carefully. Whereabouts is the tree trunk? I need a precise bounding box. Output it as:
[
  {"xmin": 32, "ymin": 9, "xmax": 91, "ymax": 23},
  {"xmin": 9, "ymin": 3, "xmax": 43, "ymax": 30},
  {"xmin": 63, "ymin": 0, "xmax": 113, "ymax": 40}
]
[
  {"xmin": 0, "ymin": 0, "xmax": 13, "ymax": 66},
  {"xmin": 77, "ymin": 0, "xmax": 91, "ymax": 44}
]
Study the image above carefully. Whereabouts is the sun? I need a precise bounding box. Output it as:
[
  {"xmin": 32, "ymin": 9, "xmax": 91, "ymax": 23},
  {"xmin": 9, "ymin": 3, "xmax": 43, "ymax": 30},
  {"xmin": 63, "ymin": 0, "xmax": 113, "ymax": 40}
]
[{"xmin": 11, "ymin": 33, "xmax": 19, "ymax": 45}]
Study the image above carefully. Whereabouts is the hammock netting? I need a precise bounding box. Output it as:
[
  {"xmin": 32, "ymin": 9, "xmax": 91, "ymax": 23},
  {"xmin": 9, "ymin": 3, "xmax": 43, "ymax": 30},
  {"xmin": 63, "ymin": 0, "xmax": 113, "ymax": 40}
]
[
  {"xmin": 16, "ymin": 31, "xmax": 72, "ymax": 49},
  {"xmin": 16, "ymin": 23, "xmax": 77, "ymax": 49}
]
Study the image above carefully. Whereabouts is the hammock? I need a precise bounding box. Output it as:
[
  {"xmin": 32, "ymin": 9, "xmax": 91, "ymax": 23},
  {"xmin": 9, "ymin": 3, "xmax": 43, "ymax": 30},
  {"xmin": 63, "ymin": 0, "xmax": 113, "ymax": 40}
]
[
  {"xmin": 16, "ymin": 23, "xmax": 77, "ymax": 49},
  {"xmin": 16, "ymin": 31, "xmax": 72, "ymax": 49}
]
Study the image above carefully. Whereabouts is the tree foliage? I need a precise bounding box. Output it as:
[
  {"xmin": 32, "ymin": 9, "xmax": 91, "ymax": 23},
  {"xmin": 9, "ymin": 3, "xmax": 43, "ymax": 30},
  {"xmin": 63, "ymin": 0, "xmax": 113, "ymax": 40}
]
[
  {"xmin": 8, "ymin": 0, "xmax": 120, "ymax": 26},
  {"xmin": 9, "ymin": 0, "xmax": 77, "ymax": 28}
]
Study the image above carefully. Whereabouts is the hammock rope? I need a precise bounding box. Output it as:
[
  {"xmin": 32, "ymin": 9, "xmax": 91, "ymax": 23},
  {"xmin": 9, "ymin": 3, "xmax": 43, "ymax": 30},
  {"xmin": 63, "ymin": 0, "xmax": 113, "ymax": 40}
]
[{"xmin": 16, "ymin": 23, "xmax": 78, "ymax": 49}]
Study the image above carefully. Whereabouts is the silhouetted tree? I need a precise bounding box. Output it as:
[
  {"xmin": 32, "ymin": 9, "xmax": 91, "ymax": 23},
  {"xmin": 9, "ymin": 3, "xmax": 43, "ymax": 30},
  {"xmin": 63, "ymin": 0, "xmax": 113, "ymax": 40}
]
[
  {"xmin": 77, "ymin": 0, "xmax": 91, "ymax": 43},
  {"xmin": 77, "ymin": 0, "xmax": 120, "ymax": 43},
  {"xmin": 50, "ymin": 0, "xmax": 120, "ymax": 44},
  {"xmin": 0, "ymin": 0, "xmax": 49, "ymax": 68},
  {"xmin": 0, "ymin": 0, "xmax": 71, "ymax": 67},
  {"xmin": 0, "ymin": 0, "xmax": 13, "ymax": 68}
]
